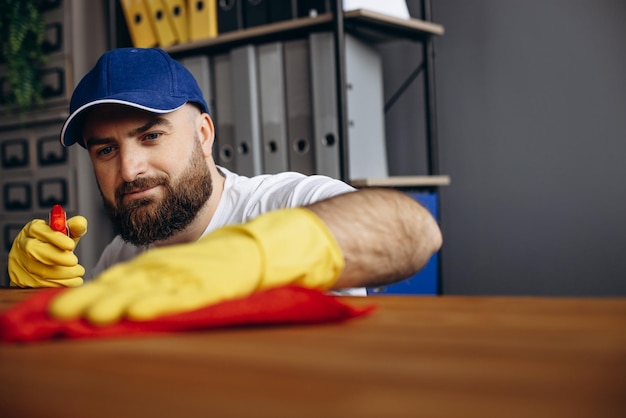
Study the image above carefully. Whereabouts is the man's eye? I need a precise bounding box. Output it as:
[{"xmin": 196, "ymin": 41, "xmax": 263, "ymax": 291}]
[
  {"xmin": 97, "ymin": 146, "xmax": 113, "ymax": 156},
  {"xmin": 144, "ymin": 132, "xmax": 161, "ymax": 141}
]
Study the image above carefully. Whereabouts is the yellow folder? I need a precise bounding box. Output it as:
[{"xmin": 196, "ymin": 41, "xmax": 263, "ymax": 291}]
[
  {"xmin": 163, "ymin": 0, "xmax": 189, "ymax": 43},
  {"xmin": 120, "ymin": 0, "xmax": 157, "ymax": 48},
  {"xmin": 145, "ymin": 0, "xmax": 179, "ymax": 47},
  {"xmin": 187, "ymin": 0, "xmax": 217, "ymax": 42}
]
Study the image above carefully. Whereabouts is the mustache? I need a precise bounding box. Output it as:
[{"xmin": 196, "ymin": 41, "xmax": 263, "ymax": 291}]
[{"xmin": 115, "ymin": 177, "xmax": 168, "ymax": 200}]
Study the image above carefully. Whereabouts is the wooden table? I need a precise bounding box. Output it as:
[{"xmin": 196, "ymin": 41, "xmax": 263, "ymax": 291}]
[{"xmin": 1, "ymin": 289, "xmax": 625, "ymax": 418}]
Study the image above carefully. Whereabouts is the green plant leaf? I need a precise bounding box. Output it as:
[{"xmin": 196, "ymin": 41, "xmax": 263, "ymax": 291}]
[{"xmin": 0, "ymin": 0, "xmax": 46, "ymax": 112}]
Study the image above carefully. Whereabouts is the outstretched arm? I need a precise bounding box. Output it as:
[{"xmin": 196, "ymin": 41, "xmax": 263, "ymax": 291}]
[
  {"xmin": 307, "ymin": 188, "xmax": 442, "ymax": 290},
  {"xmin": 49, "ymin": 188, "xmax": 442, "ymax": 325}
]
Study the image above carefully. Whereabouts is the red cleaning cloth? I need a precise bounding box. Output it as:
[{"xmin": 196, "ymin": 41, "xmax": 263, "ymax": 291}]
[{"xmin": 0, "ymin": 286, "xmax": 375, "ymax": 343}]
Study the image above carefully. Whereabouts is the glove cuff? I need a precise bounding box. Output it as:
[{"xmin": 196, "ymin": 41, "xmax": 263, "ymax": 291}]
[{"xmin": 242, "ymin": 208, "xmax": 344, "ymax": 290}]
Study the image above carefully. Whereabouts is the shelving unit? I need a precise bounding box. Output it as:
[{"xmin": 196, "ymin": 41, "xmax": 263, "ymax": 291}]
[
  {"xmin": 109, "ymin": 2, "xmax": 445, "ymax": 184},
  {"xmin": 181, "ymin": 8, "xmax": 442, "ymax": 182}
]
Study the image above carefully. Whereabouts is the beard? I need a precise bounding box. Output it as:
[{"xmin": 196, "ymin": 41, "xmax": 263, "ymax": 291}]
[{"xmin": 101, "ymin": 141, "xmax": 213, "ymax": 246}]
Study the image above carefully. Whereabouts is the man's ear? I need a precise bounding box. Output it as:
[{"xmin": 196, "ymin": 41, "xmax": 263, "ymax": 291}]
[{"xmin": 198, "ymin": 113, "xmax": 215, "ymax": 157}]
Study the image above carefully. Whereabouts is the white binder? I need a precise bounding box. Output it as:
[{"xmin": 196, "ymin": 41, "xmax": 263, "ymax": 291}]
[
  {"xmin": 284, "ymin": 38, "xmax": 315, "ymax": 175},
  {"xmin": 179, "ymin": 55, "xmax": 212, "ymax": 110},
  {"xmin": 230, "ymin": 45, "xmax": 263, "ymax": 177},
  {"xmin": 213, "ymin": 53, "xmax": 237, "ymax": 172},
  {"xmin": 256, "ymin": 42, "xmax": 289, "ymax": 174},
  {"xmin": 309, "ymin": 31, "xmax": 340, "ymax": 179},
  {"xmin": 345, "ymin": 33, "xmax": 388, "ymax": 179},
  {"xmin": 309, "ymin": 32, "xmax": 388, "ymax": 180},
  {"xmin": 179, "ymin": 54, "xmax": 215, "ymax": 155}
]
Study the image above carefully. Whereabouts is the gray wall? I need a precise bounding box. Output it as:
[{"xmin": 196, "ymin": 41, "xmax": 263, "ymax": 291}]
[{"xmin": 383, "ymin": 0, "xmax": 626, "ymax": 296}]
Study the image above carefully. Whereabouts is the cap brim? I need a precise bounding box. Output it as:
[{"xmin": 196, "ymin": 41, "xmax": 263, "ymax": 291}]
[{"xmin": 61, "ymin": 99, "xmax": 186, "ymax": 148}]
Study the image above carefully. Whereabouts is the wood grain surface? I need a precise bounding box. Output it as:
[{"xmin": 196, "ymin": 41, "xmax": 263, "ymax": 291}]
[{"xmin": 1, "ymin": 289, "xmax": 625, "ymax": 418}]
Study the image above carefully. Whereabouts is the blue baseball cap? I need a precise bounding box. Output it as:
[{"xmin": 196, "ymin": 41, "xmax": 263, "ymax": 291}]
[{"xmin": 61, "ymin": 48, "xmax": 209, "ymax": 147}]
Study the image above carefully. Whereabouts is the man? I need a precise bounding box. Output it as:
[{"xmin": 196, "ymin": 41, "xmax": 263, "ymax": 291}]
[{"xmin": 8, "ymin": 48, "xmax": 442, "ymax": 326}]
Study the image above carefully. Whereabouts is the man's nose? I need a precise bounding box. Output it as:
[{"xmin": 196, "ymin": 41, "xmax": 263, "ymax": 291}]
[{"xmin": 118, "ymin": 147, "xmax": 147, "ymax": 182}]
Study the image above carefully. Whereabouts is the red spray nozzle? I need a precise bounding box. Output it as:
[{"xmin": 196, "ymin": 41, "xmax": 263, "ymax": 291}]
[{"xmin": 49, "ymin": 204, "xmax": 69, "ymax": 235}]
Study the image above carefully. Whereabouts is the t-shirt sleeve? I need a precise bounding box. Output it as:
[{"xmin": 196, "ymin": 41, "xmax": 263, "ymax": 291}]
[
  {"xmin": 244, "ymin": 173, "xmax": 357, "ymax": 218},
  {"xmin": 208, "ymin": 169, "xmax": 356, "ymax": 231}
]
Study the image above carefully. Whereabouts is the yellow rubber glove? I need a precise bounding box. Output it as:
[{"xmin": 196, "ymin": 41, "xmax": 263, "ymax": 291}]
[
  {"xmin": 8, "ymin": 216, "xmax": 88, "ymax": 288},
  {"xmin": 49, "ymin": 208, "xmax": 344, "ymax": 326}
]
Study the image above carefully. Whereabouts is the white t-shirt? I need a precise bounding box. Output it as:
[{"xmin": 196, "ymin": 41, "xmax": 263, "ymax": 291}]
[{"xmin": 88, "ymin": 167, "xmax": 366, "ymax": 295}]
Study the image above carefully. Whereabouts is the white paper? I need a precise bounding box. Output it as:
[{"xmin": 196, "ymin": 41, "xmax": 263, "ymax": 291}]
[{"xmin": 343, "ymin": 0, "xmax": 410, "ymax": 20}]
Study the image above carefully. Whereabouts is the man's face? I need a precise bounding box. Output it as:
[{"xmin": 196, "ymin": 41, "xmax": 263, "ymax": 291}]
[{"xmin": 82, "ymin": 104, "xmax": 212, "ymax": 246}]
